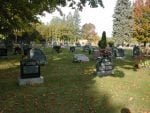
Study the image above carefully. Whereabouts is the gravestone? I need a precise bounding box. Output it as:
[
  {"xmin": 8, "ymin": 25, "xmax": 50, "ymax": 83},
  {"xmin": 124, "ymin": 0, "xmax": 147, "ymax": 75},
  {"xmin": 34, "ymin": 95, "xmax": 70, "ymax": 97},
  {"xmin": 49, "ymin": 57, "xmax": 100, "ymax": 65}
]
[
  {"xmin": 73, "ymin": 54, "xmax": 89, "ymax": 62},
  {"xmin": 23, "ymin": 44, "xmax": 31, "ymax": 56},
  {"xmin": 96, "ymin": 56, "xmax": 113, "ymax": 76},
  {"xmin": 53, "ymin": 45, "xmax": 61, "ymax": 53},
  {"xmin": 93, "ymin": 49, "xmax": 100, "ymax": 60},
  {"xmin": 29, "ymin": 48, "xmax": 47, "ymax": 65},
  {"xmin": 19, "ymin": 58, "xmax": 44, "ymax": 85},
  {"xmin": 133, "ymin": 46, "xmax": 140, "ymax": 57},
  {"xmin": 0, "ymin": 41, "xmax": 7, "ymax": 57},
  {"xmin": 83, "ymin": 45, "xmax": 90, "ymax": 52},
  {"xmin": 14, "ymin": 44, "xmax": 22, "ymax": 55},
  {"xmin": 20, "ymin": 59, "xmax": 40, "ymax": 78},
  {"xmin": 113, "ymin": 48, "xmax": 125, "ymax": 59},
  {"xmin": 70, "ymin": 46, "xmax": 75, "ymax": 52}
]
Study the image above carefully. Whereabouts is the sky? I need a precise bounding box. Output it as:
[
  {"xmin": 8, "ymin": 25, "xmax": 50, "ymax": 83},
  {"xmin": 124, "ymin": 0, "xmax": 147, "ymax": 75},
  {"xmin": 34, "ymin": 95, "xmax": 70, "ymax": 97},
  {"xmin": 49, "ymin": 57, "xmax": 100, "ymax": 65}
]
[{"xmin": 38, "ymin": 0, "xmax": 133, "ymax": 37}]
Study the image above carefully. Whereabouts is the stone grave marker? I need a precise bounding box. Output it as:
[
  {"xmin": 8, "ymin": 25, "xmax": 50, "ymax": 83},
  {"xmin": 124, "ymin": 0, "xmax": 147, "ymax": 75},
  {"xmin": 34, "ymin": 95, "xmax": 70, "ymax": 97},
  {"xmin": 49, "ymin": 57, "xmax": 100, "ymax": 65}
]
[
  {"xmin": 0, "ymin": 41, "xmax": 7, "ymax": 57},
  {"xmin": 70, "ymin": 46, "xmax": 75, "ymax": 52},
  {"xmin": 53, "ymin": 45, "xmax": 61, "ymax": 53},
  {"xmin": 19, "ymin": 58, "xmax": 44, "ymax": 85},
  {"xmin": 73, "ymin": 54, "xmax": 89, "ymax": 62},
  {"xmin": 96, "ymin": 56, "xmax": 113, "ymax": 76},
  {"xmin": 29, "ymin": 48, "xmax": 47, "ymax": 65},
  {"xmin": 133, "ymin": 46, "xmax": 140, "ymax": 57},
  {"xmin": 23, "ymin": 44, "xmax": 31, "ymax": 56},
  {"xmin": 113, "ymin": 48, "xmax": 125, "ymax": 59},
  {"xmin": 14, "ymin": 44, "xmax": 22, "ymax": 55}
]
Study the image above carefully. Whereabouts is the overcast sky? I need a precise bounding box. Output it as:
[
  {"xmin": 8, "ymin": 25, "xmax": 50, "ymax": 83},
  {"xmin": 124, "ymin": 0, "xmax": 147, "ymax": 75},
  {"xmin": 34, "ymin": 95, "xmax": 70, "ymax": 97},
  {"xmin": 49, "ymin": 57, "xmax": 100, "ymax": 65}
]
[{"xmin": 38, "ymin": 0, "xmax": 133, "ymax": 37}]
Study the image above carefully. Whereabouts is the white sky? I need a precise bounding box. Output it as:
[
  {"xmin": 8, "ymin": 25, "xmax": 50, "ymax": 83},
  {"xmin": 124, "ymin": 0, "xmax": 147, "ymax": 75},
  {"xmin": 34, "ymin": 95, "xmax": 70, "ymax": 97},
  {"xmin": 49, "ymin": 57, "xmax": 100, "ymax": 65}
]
[{"xmin": 39, "ymin": 0, "xmax": 133, "ymax": 37}]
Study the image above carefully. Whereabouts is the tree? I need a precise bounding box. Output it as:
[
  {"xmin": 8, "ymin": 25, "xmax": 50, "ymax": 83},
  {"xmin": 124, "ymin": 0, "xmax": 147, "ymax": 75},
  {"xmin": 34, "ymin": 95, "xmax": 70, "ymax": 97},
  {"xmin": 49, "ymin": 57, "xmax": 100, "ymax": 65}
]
[
  {"xmin": 81, "ymin": 23, "xmax": 99, "ymax": 45},
  {"xmin": 98, "ymin": 31, "xmax": 107, "ymax": 49},
  {"xmin": 73, "ymin": 9, "xmax": 81, "ymax": 41},
  {"xmin": 133, "ymin": 0, "xmax": 150, "ymax": 46},
  {"xmin": 113, "ymin": 0, "xmax": 133, "ymax": 44},
  {"xmin": 0, "ymin": 0, "xmax": 104, "ymax": 36}
]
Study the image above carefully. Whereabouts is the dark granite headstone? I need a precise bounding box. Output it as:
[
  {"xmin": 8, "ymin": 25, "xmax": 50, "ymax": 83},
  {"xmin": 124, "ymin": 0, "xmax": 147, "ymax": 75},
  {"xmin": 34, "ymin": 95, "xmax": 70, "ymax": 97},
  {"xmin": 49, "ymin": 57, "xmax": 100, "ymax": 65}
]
[
  {"xmin": 14, "ymin": 46, "xmax": 22, "ymax": 55},
  {"xmin": 29, "ymin": 48, "xmax": 47, "ymax": 65},
  {"xmin": 0, "ymin": 41, "xmax": 7, "ymax": 57},
  {"xmin": 53, "ymin": 45, "xmax": 61, "ymax": 53},
  {"xmin": 0, "ymin": 48, "xmax": 7, "ymax": 57},
  {"xmin": 70, "ymin": 46, "xmax": 75, "ymax": 52},
  {"xmin": 23, "ymin": 44, "xmax": 31, "ymax": 56},
  {"xmin": 20, "ymin": 59, "xmax": 40, "ymax": 79},
  {"xmin": 133, "ymin": 46, "xmax": 140, "ymax": 57}
]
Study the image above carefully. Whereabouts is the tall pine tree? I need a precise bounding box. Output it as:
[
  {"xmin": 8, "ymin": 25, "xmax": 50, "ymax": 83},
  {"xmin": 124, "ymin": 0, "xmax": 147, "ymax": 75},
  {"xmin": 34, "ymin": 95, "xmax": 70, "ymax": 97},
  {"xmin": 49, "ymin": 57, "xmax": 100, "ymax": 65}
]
[{"xmin": 113, "ymin": 0, "xmax": 133, "ymax": 44}]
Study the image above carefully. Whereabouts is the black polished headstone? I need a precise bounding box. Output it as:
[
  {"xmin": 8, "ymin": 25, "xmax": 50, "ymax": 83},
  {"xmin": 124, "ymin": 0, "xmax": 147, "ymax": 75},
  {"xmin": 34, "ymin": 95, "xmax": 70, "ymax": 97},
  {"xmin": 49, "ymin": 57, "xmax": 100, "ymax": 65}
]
[
  {"xmin": 53, "ymin": 45, "xmax": 61, "ymax": 53},
  {"xmin": 70, "ymin": 46, "xmax": 75, "ymax": 52},
  {"xmin": 20, "ymin": 59, "xmax": 40, "ymax": 79},
  {"xmin": 23, "ymin": 44, "xmax": 31, "ymax": 56},
  {"xmin": 133, "ymin": 46, "xmax": 140, "ymax": 57},
  {"xmin": 0, "ymin": 48, "xmax": 7, "ymax": 57},
  {"xmin": 14, "ymin": 46, "xmax": 22, "ymax": 54},
  {"xmin": 0, "ymin": 41, "xmax": 7, "ymax": 57}
]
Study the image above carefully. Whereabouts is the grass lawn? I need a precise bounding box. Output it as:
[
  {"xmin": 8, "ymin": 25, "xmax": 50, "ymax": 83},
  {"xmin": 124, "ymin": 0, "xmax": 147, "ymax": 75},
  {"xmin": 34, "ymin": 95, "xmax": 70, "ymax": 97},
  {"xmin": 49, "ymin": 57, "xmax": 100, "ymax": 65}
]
[{"xmin": 0, "ymin": 48, "xmax": 150, "ymax": 113}]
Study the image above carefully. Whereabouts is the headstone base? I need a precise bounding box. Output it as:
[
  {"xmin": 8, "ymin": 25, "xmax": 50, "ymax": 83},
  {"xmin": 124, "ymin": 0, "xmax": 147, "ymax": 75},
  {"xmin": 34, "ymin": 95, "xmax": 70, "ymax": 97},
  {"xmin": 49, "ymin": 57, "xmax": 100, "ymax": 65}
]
[
  {"xmin": 18, "ymin": 76, "xmax": 44, "ymax": 86},
  {"xmin": 116, "ymin": 57, "xmax": 125, "ymax": 59}
]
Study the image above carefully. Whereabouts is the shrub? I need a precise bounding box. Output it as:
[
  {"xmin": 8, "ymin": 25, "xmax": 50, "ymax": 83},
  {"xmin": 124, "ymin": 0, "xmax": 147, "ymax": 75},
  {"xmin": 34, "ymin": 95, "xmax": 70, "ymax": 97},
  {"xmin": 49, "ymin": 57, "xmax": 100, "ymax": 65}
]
[{"xmin": 98, "ymin": 31, "xmax": 107, "ymax": 49}]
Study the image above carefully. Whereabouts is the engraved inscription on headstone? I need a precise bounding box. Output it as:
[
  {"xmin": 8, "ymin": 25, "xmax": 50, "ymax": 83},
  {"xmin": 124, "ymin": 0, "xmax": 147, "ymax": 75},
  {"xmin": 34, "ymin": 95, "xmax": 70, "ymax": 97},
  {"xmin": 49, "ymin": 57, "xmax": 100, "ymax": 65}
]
[{"xmin": 20, "ymin": 59, "xmax": 40, "ymax": 79}]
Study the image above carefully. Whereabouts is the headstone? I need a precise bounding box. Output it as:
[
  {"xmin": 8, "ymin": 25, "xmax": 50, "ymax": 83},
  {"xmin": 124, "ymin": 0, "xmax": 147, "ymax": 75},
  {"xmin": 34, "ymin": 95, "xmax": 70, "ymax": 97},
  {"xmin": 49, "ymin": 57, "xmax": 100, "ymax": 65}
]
[
  {"xmin": 14, "ymin": 44, "xmax": 22, "ymax": 55},
  {"xmin": 73, "ymin": 54, "xmax": 89, "ymax": 62},
  {"xmin": 53, "ymin": 45, "xmax": 61, "ymax": 53},
  {"xmin": 113, "ymin": 48, "xmax": 125, "ymax": 59},
  {"xmin": 70, "ymin": 46, "xmax": 75, "ymax": 52},
  {"xmin": 0, "ymin": 48, "xmax": 7, "ymax": 57},
  {"xmin": 23, "ymin": 44, "xmax": 31, "ymax": 56},
  {"xmin": 133, "ymin": 46, "xmax": 140, "ymax": 57},
  {"xmin": 19, "ymin": 58, "xmax": 44, "ymax": 85},
  {"xmin": 93, "ymin": 49, "xmax": 100, "ymax": 60},
  {"xmin": 96, "ymin": 56, "xmax": 113, "ymax": 76},
  {"xmin": 29, "ymin": 48, "xmax": 47, "ymax": 65},
  {"xmin": 20, "ymin": 59, "xmax": 40, "ymax": 78},
  {"xmin": 83, "ymin": 45, "xmax": 90, "ymax": 52},
  {"xmin": 0, "ymin": 41, "xmax": 7, "ymax": 57}
]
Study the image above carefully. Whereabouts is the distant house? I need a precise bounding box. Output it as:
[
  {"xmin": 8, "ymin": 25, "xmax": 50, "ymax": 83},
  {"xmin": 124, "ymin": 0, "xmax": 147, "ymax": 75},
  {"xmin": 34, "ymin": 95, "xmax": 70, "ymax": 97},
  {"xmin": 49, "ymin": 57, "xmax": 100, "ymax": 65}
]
[
  {"xmin": 78, "ymin": 39, "xmax": 88, "ymax": 46},
  {"xmin": 78, "ymin": 39, "xmax": 98, "ymax": 46}
]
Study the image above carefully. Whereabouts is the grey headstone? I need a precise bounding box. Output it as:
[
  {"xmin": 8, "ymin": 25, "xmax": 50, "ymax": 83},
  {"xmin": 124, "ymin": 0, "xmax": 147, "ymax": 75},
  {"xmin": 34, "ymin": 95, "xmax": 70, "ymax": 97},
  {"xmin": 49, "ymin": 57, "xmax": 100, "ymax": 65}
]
[{"xmin": 29, "ymin": 48, "xmax": 47, "ymax": 65}]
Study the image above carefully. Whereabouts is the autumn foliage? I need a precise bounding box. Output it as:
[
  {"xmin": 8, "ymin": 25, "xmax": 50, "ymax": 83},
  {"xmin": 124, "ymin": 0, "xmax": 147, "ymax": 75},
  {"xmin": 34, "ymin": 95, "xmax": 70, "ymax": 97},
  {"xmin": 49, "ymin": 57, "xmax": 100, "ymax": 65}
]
[{"xmin": 133, "ymin": 0, "xmax": 150, "ymax": 46}]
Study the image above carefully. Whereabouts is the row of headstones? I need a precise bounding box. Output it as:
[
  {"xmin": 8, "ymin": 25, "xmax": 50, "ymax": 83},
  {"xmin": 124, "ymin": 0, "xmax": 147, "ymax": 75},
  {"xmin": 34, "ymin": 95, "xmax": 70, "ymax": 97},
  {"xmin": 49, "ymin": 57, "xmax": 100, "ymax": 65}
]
[
  {"xmin": 95, "ymin": 46, "xmax": 141, "ymax": 76},
  {"xmin": 93, "ymin": 47, "xmax": 125, "ymax": 60},
  {"xmin": 0, "ymin": 44, "xmax": 31, "ymax": 57}
]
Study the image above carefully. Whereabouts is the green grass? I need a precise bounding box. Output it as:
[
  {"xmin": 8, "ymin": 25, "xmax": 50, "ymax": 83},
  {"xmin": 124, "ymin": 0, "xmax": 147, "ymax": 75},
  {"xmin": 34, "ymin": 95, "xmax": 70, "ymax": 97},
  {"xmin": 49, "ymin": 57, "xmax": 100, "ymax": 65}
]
[{"xmin": 0, "ymin": 48, "xmax": 150, "ymax": 113}]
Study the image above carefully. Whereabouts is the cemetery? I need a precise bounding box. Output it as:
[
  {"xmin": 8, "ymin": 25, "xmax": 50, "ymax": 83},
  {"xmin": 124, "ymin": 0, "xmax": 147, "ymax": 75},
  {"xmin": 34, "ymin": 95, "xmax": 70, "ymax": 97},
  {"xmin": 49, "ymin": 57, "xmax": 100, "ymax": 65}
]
[
  {"xmin": 0, "ymin": 43, "xmax": 150, "ymax": 113},
  {"xmin": 0, "ymin": 0, "xmax": 150, "ymax": 113}
]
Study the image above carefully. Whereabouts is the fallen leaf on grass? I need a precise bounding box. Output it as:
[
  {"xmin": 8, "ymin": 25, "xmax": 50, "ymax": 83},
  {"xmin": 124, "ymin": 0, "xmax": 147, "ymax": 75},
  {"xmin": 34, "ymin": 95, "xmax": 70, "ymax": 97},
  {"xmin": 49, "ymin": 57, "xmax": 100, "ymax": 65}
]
[{"xmin": 128, "ymin": 97, "xmax": 133, "ymax": 101}]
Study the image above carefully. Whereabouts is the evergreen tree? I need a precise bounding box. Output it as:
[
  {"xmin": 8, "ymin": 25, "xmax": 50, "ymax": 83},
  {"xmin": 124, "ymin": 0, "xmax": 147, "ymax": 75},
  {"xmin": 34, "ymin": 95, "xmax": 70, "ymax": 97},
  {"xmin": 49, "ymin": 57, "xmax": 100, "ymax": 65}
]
[
  {"xmin": 98, "ymin": 31, "xmax": 107, "ymax": 49},
  {"xmin": 73, "ymin": 9, "xmax": 81, "ymax": 40},
  {"xmin": 113, "ymin": 0, "xmax": 133, "ymax": 44}
]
